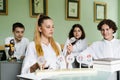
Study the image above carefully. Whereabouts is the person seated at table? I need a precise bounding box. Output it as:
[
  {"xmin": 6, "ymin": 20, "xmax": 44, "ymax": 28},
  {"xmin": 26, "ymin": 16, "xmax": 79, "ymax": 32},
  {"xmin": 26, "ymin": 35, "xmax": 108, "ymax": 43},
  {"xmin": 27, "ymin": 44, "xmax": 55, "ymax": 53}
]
[
  {"xmin": 81, "ymin": 19, "xmax": 120, "ymax": 80},
  {"xmin": 21, "ymin": 14, "xmax": 66, "ymax": 74},
  {"xmin": 5, "ymin": 22, "xmax": 29, "ymax": 61},
  {"xmin": 62, "ymin": 24, "xmax": 88, "ymax": 68},
  {"xmin": 82, "ymin": 19, "xmax": 120, "ymax": 59}
]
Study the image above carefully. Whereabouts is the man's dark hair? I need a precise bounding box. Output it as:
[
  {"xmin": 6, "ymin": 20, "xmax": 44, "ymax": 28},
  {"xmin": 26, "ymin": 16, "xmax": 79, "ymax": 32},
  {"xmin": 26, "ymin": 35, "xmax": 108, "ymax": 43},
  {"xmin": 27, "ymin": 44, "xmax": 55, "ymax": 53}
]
[
  {"xmin": 97, "ymin": 19, "xmax": 117, "ymax": 33},
  {"xmin": 12, "ymin": 22, "xmax": 25, "ymax": 32}
]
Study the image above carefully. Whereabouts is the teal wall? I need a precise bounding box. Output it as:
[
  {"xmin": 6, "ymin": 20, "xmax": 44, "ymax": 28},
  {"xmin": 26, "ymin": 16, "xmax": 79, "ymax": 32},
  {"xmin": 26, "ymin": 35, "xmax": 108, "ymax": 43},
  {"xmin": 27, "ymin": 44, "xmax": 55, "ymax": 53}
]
[{"xmin": 0, "ymin": 0, "xmax": 118, "ymax": 45}]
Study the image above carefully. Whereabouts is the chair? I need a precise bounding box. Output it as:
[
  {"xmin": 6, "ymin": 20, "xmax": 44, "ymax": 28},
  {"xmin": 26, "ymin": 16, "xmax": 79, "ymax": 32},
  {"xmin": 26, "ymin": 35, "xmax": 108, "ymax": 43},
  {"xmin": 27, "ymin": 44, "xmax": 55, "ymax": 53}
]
[
  {"xmin": 0, "ymin": 45, "xmax": 4, "ymax": 50},
  {"xmin": 0, "ymin": 45, "xmax": 6, "ymax": 60}
]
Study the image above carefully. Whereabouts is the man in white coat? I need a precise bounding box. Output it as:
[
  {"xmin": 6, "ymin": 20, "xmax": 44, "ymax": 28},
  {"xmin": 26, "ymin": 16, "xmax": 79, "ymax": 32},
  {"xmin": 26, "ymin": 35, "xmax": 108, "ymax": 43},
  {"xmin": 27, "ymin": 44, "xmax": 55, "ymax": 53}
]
[
  {"xmin": 81, "ymin": 19, "xmax": 120, "ymax": 80},
  {"xmin": 5, "ymin": 22, "xmax": 29, "ymax": 60}
]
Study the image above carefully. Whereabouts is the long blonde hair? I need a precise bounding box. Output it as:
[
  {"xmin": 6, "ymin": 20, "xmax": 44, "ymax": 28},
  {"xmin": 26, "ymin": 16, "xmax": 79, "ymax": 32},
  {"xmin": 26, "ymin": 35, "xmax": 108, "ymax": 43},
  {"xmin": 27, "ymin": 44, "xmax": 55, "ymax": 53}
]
[{"xmin": 34, "ymin": 15, "xmax": 60, "ymax": 56}]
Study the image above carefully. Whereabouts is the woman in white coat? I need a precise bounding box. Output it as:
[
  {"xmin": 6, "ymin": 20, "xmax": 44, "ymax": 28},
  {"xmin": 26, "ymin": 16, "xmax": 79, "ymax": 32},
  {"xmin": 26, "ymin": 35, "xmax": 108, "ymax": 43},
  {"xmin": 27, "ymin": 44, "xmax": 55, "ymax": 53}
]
[
  {"xmin": 62, "ymin": 24, "xmax": 88, "ymax": 68},
  {"xmin": 21, "ymin": 15, "xmax": 65, "ymax": 74}
]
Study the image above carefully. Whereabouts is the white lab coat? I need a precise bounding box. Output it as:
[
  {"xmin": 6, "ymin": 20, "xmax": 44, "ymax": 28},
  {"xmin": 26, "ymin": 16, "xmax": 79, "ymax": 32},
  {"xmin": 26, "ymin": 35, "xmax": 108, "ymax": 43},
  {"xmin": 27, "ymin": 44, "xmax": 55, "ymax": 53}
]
[
  {"xmin": 62, "ymin": 38, "xmax": 88, "ymax": 57},
  {"xmin": 62, "ymin": 38, "xmax": 88, "ymax": 68},
  {"xmin": 5, "ymin": 37, "xmax": 29, "ymax": 60},
  {"xmin": 82, "ymin": 38, "xmax": 120, "ymax": 59},
  {"xmin": 81, "ymin": 38, "xmax": 120, "ymax": 80},
  {"xmin": 21, "ymin": 41, "xmax": 64, "ymax": 74}
]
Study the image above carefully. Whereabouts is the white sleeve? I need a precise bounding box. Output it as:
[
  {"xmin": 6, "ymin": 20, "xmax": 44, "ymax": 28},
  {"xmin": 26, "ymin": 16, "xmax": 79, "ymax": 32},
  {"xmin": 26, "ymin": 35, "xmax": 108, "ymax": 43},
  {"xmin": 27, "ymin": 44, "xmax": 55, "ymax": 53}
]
[
  {"xmin": 72, "ymin": 38, "xmax": 88, "ymax": 53},
  {"xmin": 21, "ymin": 38, "xmax": 30, "ymax": 56},
  {"xmin": 62, "ymin": 38, "xmax": 70, "ymax": 56},
  {"xmin": 80, "ymin": 42, "xmax": 97, "ymax": 61},
  {"xmin": 21, "ymin": 42, "xmax": 37, "ymax": 74}
]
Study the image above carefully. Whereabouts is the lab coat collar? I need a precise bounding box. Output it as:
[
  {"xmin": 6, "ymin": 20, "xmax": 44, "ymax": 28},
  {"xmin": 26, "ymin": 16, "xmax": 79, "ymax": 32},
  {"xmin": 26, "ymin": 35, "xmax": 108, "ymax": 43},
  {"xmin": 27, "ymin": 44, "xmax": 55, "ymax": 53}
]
[
  {"xmin": 103, "ymin": 37, "xmax": 116, "ymax": 43},
  {"xmin": 13, "ymin": 37, "xmax": 22, "ymax": 44},
  {"xmin": 41, "ymin": 42, "xmax": 50, "ymax": 46}
]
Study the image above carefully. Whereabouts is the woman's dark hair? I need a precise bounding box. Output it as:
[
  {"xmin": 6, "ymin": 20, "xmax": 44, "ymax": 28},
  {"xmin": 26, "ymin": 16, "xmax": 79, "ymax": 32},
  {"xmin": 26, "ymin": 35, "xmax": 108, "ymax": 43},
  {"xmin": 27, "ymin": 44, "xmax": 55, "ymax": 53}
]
[
  {"xmin": 38, "ymin": 15, "xmax": 51, "ymax": 26},
  {"xmin": 69, "ymin": 24, "xmax": 85, "ymax": 40},
  {"xmin": 97, "ymin": 19, "xmax": 117, "ymax": 33}
]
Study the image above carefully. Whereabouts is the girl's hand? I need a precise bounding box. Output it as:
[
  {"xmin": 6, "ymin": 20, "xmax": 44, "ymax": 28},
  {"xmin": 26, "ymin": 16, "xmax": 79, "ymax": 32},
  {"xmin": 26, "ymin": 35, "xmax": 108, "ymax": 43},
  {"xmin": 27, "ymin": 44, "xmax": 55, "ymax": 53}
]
[{"xmin": 67, "ymin": 43, "xmax": 73, "ymax": 54}]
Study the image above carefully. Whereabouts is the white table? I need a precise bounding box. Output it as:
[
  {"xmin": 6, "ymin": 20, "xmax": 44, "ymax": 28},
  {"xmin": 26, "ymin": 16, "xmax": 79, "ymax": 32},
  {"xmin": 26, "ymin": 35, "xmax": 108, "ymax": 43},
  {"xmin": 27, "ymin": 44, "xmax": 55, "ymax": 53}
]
[{"xmin": 17, "ymin": 68, "xmax": 112, "ymax": 80}]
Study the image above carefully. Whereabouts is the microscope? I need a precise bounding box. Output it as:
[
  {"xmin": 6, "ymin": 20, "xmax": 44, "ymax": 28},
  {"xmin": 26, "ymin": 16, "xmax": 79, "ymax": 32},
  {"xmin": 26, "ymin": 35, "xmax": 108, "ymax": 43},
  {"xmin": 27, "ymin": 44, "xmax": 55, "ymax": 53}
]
[{"xmin": 5, "ymin": 39, "xmax": 17, "ymax": 62}]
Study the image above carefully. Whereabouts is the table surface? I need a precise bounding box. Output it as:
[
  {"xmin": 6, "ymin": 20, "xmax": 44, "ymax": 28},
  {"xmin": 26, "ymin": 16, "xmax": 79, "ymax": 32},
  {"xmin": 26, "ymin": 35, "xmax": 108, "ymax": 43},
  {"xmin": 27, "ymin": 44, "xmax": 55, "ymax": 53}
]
[{"xmin": 17, "ymin": 68, "xmax": 113, "ymax": 80}]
